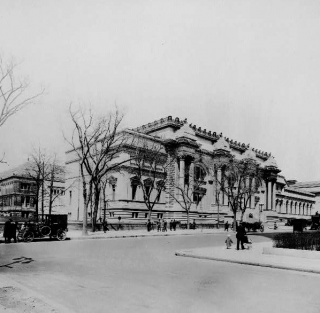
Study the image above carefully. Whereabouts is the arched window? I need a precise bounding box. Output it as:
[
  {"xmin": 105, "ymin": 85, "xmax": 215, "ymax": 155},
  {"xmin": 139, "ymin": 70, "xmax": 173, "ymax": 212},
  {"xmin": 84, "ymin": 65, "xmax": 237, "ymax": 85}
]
[
  {"xmin": 130, "ymin": 176, "xmax": 140, "ymax": 200},
  {"xmin": 194, "ymin": 165, "xmax": 206, "ymax": 181}
]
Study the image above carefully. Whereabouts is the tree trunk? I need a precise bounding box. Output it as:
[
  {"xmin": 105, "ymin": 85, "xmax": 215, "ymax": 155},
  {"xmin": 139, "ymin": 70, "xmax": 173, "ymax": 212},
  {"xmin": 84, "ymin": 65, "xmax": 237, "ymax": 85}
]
[
  {"xmin": 233, "ymin": 211, "xmax": 237, "ymax": 232},
  {"xmin": 92, "ymin": 185, "xmax": 100, "ymax": 232},
  {"xmin": 82, "ymin": 178, "xmax": 88, "ymax": 236},
  {"xmin": 187, "ymin": 210, "xmax": 190, "ymax": 229},
  {"xmin": 49, "ymin": 171, "xmax": 54, "ymax": 217}
]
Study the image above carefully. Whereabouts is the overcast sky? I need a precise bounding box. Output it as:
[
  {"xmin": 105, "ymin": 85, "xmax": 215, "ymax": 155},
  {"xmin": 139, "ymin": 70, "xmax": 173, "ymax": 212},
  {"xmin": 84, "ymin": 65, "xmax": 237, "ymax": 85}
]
[{"xmin": 0, "ymin": 0, "xmax": 319, "ymax": 181}]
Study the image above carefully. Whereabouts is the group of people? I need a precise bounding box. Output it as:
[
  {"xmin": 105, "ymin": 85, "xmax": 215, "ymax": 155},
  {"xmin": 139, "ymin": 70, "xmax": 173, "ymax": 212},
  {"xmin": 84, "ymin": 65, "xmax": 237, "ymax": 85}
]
[
  {"xmin": 2, "ymin": 218, "xmax": 19, "ymax": 243},
  {"xmin": 225, "ymin": 221, "xmax": 251, "ymax": 250},
  {"xmin": 146, "ymin": 219, "xmax": 179, "ymax": 232}
]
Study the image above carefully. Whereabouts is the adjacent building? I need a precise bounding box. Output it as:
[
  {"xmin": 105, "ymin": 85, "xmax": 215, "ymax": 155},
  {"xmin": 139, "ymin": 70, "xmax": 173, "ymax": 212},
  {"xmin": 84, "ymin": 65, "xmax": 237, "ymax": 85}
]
[{"xmin": 0, "ymin": 162, "xmax": 66, "ymax": 219}]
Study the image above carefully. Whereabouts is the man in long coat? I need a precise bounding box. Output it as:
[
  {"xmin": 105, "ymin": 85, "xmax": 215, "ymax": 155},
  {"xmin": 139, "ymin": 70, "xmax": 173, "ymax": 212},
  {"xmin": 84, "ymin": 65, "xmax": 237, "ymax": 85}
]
[
  {"xmin": 236, "ymin": 222, "xmax": 246, "ymax": 250},
  {"xmin": 3, "ymin": 218, "xmax": 12, "ymax": 243}
]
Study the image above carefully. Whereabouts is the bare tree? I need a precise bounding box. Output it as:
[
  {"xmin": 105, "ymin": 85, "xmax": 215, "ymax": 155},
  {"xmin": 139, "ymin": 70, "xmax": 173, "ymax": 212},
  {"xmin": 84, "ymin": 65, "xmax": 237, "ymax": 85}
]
[
  {"xmin": 166, "ymin": 171, "xmax": 205, "ymax": 229},
  {"xmin": 25, "ymin": 149, "xmax": 51, "ymax": 221},
  {"xmin": 0, "ymin": 57, "xmax": 43, "ymax": 127},
  {"xmin": 47, "ymin": 156, "xmax": 66, "ymax": 217},
  {"xmin": 66, "ymin": 105, "xmax": 130, "ymax": 234},
  {"xmin": 213, "ymin": 158, "xmax": 262, "ymax": 230},
  {"xmin": 25, "ymin": 149, "xmax": 66, "ymax": 221},
  {"xmin": 130, "ymin": 138, "xmax": 172, "ymax": 220}
]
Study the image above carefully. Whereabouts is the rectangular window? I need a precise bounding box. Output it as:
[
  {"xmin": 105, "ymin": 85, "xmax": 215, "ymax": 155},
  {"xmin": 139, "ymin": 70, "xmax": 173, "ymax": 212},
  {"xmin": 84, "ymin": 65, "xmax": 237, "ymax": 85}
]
[
  {"xmin": 109, "ymin": 212, "xmax": 114, "ymax": 217},
  {"xmin": 132, "ymin": 185, "xmax": 137, "ymax": 200},
  {"xmin": 132, "ymin": 212, "xmax": 139, "ymax": 218},
  {"xmin": 145, "ymin": 213, "xmax": 148, "ymax": 218},
  {"xmin": 69, "ymin": 191, "xmax": 72, "ymax": 205},
  {"xmin": 157, "ymin": 213, "xmax": 163, "ymax": 219}
]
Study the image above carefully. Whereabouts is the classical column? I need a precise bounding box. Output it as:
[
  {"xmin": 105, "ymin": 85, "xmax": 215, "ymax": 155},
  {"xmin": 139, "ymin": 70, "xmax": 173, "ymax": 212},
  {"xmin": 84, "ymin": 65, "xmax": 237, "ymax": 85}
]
[
  {"xmin": 174, "ymin": 160, "xmax": 179, "ymax": 199},
  {"xmin": 272, "ymin": 182, "xmax": 276, "ymax": 211},
  {"xmin": 250, "ymin": 178, "xmax": 255, "ymax": 209},
  {"xmin": 267, "ymin": 181, "xmax": 271, "ymax": 210},
  {"xmin": 216, "ymin": 169, "xmax": 222, "ymax": 205},
  {"xmin": 179, "ymin": 156, "xmax": 185, "ymax": 199},
  {"xmin": 189, "ymin": 160, "xmax": 195, "ymax": 195},
  {"xmin": 264, "ymin": 180, "xmax": 268, "ymax": 210}
]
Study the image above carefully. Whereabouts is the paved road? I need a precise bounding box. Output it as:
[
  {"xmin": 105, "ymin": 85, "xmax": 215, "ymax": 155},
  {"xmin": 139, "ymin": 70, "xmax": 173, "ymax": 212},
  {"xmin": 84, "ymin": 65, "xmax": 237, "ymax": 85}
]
[{"xmin": 1, "ymin": 233, "xmax": 320, "ymax": 313}]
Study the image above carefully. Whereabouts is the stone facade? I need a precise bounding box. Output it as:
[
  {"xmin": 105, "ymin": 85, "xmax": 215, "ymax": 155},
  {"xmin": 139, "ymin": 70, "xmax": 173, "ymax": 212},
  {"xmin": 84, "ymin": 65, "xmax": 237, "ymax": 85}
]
[{"xmin": 65, "ymin": 116, "xmax": 317, "ymax": 224}]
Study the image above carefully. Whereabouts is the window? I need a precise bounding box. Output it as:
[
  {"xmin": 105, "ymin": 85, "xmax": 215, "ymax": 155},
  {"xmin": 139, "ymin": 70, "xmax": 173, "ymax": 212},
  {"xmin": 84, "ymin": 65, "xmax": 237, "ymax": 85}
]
[
  {"xmin": 130, "ymin": 176, "xmax": 139, "ymax": 200},
  {"xmin": 69, "ymin": 191, "xmax": 72, "ymax": 205},
  {"xmin": 132, "ymin": 185, "xmax": 137, "ymax": 200},
  {"xmin": 157, "ymin": 213, "xmax": 163, "ymax": 219},
  {"xmin": 194, "ymin": 165, "xmax": 206, "ymax": 181},
  {"xmin": 109, "ymin": 212, "xmax": 114, "ymax": 217},
  {"xmin": 145, "ymin": 213, "xmax": 148, "ymax": 218},
  {"xmin": 132, "ymin": 212, "xmax": 139, "ymax": 218}
]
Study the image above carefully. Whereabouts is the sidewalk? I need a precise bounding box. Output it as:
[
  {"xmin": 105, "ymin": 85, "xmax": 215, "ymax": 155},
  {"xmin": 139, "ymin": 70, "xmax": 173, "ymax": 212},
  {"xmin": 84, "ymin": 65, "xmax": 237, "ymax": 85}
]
[
  {"xmin": 66, "ymin": 225, "xmax": 291, "ymax": 240},
  {"xmin": 175, "ymin": 241, "xmax": 320, "ymax": 275},
  {"xmin": 67, "ymin": 228, "xmax": 225, "ymax": 240}
]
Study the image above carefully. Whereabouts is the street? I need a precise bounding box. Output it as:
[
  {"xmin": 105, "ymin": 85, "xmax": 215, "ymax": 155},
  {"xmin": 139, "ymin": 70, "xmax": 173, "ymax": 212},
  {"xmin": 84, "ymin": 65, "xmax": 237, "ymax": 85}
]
[{"xmin": 1, "ymin": 233, "xmax": 320, "ymax": 313}]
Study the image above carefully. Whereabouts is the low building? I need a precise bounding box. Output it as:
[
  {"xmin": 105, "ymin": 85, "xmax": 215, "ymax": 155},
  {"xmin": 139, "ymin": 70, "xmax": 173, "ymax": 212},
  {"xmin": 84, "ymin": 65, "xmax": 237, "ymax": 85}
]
[{"xmin": 0, "ymin": 162, "xmax": 66, "ymax": 219}]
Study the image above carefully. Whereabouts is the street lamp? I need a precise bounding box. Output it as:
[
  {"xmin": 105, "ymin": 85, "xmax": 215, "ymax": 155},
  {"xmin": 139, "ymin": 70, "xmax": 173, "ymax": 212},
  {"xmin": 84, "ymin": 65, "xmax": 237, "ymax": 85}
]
[{"xmin": 259, "ymin": 203, "xmax": 264, "ymax": 222}]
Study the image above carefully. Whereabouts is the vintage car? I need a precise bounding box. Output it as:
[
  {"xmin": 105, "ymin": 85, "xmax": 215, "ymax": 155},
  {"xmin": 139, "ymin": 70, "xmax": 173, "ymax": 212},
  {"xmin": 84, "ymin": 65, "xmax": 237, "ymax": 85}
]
[{"xmin": 18, "ymin": 214, "xmax": 68, "ymax": 242}]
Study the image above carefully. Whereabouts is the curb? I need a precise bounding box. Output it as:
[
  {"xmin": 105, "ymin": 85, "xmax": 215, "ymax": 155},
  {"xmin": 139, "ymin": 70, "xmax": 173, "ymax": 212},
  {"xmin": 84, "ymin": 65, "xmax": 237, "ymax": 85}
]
[
  {"xmin": 175, "ymin": 251, "xmax": 320, "ymax": 275},
  {"xmin": 67, "ymin": 231, "xmax": 221, "ymax": 240}
]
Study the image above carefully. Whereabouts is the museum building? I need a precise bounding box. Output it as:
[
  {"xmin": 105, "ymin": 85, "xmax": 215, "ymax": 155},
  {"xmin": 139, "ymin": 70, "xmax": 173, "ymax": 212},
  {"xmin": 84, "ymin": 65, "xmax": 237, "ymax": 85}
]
[{"xmin": 65, "ymin": 116, "xmax": 316, "ymax": 225}]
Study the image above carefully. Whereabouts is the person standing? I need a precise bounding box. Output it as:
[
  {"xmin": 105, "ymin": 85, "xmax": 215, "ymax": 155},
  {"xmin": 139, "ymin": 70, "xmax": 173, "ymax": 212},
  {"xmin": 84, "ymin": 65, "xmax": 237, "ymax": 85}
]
[
  {"xmin": 102, "ymin": 219, "xmax": 109, "ymax": 232},
  {"xmin": 236, "ymin": 222, "xmax": 246, "ymax": 250},
  {"xmin": 173, "ymin": 219, "xmax": 177, "ymax": 231},
  {"xmin": 117, "ymin": 216, "xmax": 122, "ymax": 230},
  {"xmin": 146, "ymin": 219, "xmax": 152, "ymax": 232},
  {"xmin": 224, "ymin": 221, "xmax": 229, "ymax": 231},
  {"xmin": 3, "ymin": 218, "xmax": 12, "ymax": 243},
  {"xmin": 225, "ymin": 234, "xmax": 233, "ymax": 249},
  {"xmin": 163, "ymin": 219, "xmax": 167, "ymax": 232},
  {"xmin": 10, "ymin": 221, "xmax": 18, "ymax": 243}
]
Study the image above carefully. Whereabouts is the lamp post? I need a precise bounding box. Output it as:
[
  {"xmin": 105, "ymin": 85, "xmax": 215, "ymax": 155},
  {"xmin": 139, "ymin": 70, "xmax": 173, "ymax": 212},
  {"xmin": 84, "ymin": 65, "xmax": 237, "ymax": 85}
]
[{"xmin": 259, "ymin": 203, "xmax": 264, "ymax": 222}]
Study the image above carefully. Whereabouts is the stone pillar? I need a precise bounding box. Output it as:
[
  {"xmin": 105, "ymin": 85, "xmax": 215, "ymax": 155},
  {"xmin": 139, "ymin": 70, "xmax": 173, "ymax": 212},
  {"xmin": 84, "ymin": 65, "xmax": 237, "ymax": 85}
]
[
  {"xmin": 268, "ymin": 181, "xmax": 272, "ymax": 210},
  {"xmin": 250, "ymin": 178, "xmax": 255, "ymax": 209},
  {"xmin": 216, "ymin": 169, "xmax": 222, "ymax": 205},
  {"xmin": 207, "ymin": 179, "xmax": 214, "ymax": 212},
  {"xmin": 174, "ymin": 160, "xmax": 179, "ymax": 199},
  {"xmin": 189, "ymin": 160, "xmax": 194, "ymax": 195},
  {"xmin": 272, "ymin": 182, "xmax": 276, "ymax": 211},
  {"xmin": 179, "ymin": 156, "xmax": 185, "ymax": 199},
  {"xmin": 264, "ymin": 180, "xmax": 268, "ymax": 210}
]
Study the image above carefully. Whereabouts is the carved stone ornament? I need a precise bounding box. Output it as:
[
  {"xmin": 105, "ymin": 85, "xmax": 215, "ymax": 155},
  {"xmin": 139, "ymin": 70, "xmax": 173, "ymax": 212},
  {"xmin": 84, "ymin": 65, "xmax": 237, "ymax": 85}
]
[{"xmin": 212, "ymin": 136, "xmax": 231, "ymax": 153}]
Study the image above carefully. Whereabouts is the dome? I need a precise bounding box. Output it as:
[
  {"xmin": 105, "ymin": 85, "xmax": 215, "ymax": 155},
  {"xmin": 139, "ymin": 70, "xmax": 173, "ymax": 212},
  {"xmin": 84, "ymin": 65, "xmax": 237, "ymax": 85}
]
[
  {"xmin": 264, "ymin": 156, "xmax": 278, "ymax": 168},
  {"xmin": 213, "ymin": 137, "xmax": 231, "ymax": 152}
]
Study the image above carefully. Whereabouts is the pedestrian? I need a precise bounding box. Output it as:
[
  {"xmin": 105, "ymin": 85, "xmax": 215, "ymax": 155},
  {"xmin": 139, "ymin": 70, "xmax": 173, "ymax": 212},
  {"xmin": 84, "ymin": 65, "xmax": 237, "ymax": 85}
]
[
  {"xmin": 117, "ymin": 216, "xmax": 122, "ymax": 230},
  {"xmin": 225, "ymin": 234, "xmax": 233, "ymax": 249},
  {"xmin": 157, "ymin": 220, "xmax": 161, "ymax": 232},
  {"xmin": 192, "ymin": 219, "xmax": 196, "ymax": 230},
  {"xmin": 10, "ymin": 221, "xmax": 18, "ymax": 243},
  {"xmin": 146, "ymin": 219, "xmax": 152, "ymax": 232},
  {"xmin": 163, "ymin": 219, "xmax": 167, "ymax": 232},
  {"xmin": 173, "ymin": 219, "xmax": 177, "ymax": 231},
  {"xmin": 3, "ymin": 218, "xmax": 12, "ymax": 243},
  {"xmin": 224, "ymin": 221, "xmax": 229, "ymax": 231},
  {"xmin": 169, "ymin": 220, "xmax": 173, "ymax": 231},
  {"xmin": 102, "ymin": 219, "xmax": 109, "ymax": 232},
  {"xmin": 236, "ymin": 222, "xmax": 246, "ymax": 250}
]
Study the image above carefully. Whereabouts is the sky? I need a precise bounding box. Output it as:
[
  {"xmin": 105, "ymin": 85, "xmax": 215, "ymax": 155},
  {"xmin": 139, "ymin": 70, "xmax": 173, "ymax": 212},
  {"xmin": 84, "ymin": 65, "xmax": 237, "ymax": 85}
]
[{"xmin": 0, "ymin": 0, "xmax": 319, "ymax": 181}]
